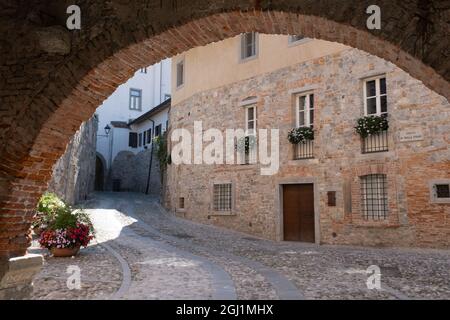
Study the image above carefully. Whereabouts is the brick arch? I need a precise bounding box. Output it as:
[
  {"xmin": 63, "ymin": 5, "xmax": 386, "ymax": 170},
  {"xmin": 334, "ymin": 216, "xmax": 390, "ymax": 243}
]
[{"xmin": 1, "ymin": 1, "xmax": 449, "ymax": 258}]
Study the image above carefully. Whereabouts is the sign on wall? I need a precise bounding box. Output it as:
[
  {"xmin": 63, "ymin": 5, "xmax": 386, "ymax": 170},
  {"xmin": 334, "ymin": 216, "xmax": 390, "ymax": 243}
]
[{"xmin": 398, "ymin": 129, "xmax": 424, "ymax": 143}]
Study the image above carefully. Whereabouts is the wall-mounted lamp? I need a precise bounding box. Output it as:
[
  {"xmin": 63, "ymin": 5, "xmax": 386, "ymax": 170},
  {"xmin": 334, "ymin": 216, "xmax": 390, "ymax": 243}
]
[{"xmin": 104, "ymin": 124, "xmax": 111, "ymax": 135}]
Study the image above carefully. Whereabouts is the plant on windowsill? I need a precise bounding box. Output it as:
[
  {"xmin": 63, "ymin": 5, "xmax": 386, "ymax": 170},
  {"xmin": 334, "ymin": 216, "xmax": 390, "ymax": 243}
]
[
  {"xmin": 36, "ymin": 193, "xmax": 95, "ymax": 257},
  {"xmin": 355, "ymin": 115, "xmax": 389, "ymax": 138},
  {"xmin": 236, "ymin": 135, "xmax": 257, "ymax": 154},
  {"xmin": 287, "ymin": 126, "xmax": 314, "ymax": 144}
]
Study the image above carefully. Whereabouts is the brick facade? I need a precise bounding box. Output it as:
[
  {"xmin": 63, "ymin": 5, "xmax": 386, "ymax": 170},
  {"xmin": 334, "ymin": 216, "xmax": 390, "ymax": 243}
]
[
  {"xmin": 165, "ymin": 48, "xmax": 450, "ymax": 248},
  {"xmin": 0, "ymin": 0, "xmax": 449, "ymax": 258}
]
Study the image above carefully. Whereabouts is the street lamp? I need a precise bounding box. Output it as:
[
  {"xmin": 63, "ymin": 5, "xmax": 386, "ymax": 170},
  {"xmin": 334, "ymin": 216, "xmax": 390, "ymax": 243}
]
[{"xmin": 104, "ymin": 124, "xmax": 111, "ymax": 136}]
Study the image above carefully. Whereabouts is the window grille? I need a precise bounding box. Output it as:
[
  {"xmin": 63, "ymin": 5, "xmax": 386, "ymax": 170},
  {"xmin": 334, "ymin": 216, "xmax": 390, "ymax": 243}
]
[
  {"xmin": 213, "ymin": 184, "xmax": 232, "ymax": 211},
  {"xmin": 360, "ymin": 174, "xmax": 388, "ymax": 220},
  {"xmin": 436, "ymin": 184, "xmax": 450, "ymax": 198}
]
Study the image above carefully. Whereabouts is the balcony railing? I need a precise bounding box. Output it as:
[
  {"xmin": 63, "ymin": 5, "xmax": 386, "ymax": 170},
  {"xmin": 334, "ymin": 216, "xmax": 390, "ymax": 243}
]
[
  {"xmin": 361, "ymin": 130, "xmax": 389, "ymax": 153},
  {"xmin": 294, "ymin": 140, "xmax": 314, "ymax": 159},
  {"xmin": 239, "ymin": 145, "xmax": 257, "ymax": 164}
]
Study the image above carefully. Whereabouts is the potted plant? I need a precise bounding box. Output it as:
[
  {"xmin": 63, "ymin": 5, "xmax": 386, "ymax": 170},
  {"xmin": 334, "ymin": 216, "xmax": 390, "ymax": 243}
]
[
  {"xmin": 38, "ymin": 201, "xmax": 94, "ymax": 257},
  {"xmin": 355, "ymin": 115, "xmax": 389, "ymax": 138},
  {"xmin": 287, "ymin": 126, "xmax": 314, "ymax": 144},
  {"xmin": 32, "ymin": 192, "xmax": 66, "ymax": 235}
]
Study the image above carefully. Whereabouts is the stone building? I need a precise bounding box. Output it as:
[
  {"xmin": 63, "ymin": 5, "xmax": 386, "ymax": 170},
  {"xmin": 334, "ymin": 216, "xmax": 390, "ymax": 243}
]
[
  {"xmin": 95, "ymin": 60, "xmax": 171, "ymax": 191},
  {"xmin": 47, "ymin": 116, "xmax": 97, "ymax": 205},
  {"xmin": 109, "ymin": 99, "xmax": 170, "ymax": 195},
  {"xmin": 164, "ymin": 34, "xmax": 450, "ymax": 248}
]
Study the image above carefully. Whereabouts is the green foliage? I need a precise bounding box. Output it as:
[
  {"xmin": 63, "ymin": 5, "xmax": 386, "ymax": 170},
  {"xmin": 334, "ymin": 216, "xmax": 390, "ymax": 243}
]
[
  {"xmin": 37, "ymin": 192, "xmax": 65, "ymax": 215},
  {"xmin": 33, "ymin": 192, "xmax": 66, "ymax": 230},
  {"xmin": 154, "ymin": 133, "xmax": 171, "ymax": 171},
  {"xmin": 355, "ymin": 115, "xmax": 389, "ymax": 138},
  {"xmin": 287, "ymin": 127, "xmax": 314, "ymax": 144},
  {"xmin": 33, "ymin": 192, "xmax": 94, "ymax": 234}
]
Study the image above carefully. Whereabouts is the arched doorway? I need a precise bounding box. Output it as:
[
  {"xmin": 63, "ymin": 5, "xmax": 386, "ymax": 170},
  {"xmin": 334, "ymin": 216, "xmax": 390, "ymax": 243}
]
[
  {"xmin": 94, "ymin": 154, "xmax": 105, "ymax": 191},
  {"xmin": 0, "ymin": 2, "xmax": 449, "ymax": 257}
]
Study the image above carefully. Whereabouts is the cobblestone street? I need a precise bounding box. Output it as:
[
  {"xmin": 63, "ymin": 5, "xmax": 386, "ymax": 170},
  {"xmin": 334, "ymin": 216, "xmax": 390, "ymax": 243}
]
[{"xmin": 30, "ymin": 192, "xmax": 450, "ymax": 300}]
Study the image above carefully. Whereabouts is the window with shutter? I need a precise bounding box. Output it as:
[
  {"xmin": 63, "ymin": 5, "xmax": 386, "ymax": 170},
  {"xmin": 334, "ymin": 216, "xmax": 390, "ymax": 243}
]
[{"xmin": 129, "ymin": 132, "xmax": 138, "ymax": 148}]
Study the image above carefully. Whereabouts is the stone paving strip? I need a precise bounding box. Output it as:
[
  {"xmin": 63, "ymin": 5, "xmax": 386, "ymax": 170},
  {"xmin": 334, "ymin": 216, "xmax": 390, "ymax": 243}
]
[
  {"xmin": 114, "ymin": 192, "xmax": 449, "ymax": 300},
  {"xmin": 30, "ymin": 192, "xmax": 450, "ymax": 300},
  {"xmin": 29, "ymin": 239, "xmax": 123, "ymax": 300}
]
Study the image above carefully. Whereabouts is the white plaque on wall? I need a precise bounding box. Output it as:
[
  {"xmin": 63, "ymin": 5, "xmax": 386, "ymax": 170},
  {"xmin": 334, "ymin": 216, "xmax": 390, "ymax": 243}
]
[{"xmin": 398, "ymin": 129, "xmax": 424, "ymax": 142}]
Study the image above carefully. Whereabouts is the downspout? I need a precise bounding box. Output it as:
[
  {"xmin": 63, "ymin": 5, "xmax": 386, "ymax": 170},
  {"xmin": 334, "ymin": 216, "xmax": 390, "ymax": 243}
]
[
  {"xmin": 145, "ymin": 119, "xmax": 155, "ymax": 194},
  {"xmin": 159, "ymin": 61, "xmax": 163, "ymax": 104}
]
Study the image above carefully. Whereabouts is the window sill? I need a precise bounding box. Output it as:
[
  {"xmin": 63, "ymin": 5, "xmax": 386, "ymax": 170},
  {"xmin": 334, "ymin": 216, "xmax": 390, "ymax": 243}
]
[
  {"xmin": 288, "ymin": 158, "xmax": 319, "ymax": 165},
  {"xmin": 352, "ymin": 219, "xmax": 400, "ymax": 228},
  {"xmin": 288, "ymin": 38, "xmax": 313, "ymax": 47},
  {"xmin": 209, "ymin": 211, "xmax": 236, "ymax": 217},
  {"xmin": 430, "ymin": 199, "xmax": 450, "ymax": 204},
  {"xmin": 239, "ymin": 55, "xmax": 258, "ymax": 64}
]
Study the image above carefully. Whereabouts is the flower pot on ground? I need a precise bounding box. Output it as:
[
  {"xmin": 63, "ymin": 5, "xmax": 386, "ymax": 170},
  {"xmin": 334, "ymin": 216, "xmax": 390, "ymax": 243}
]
[
  {"xmin": 37, "ymin": 194, "xmax": 95, "ymax": 257},
  {"xmin": 51, "ymin": 245, "xmax": 81, "ymax": 257}
]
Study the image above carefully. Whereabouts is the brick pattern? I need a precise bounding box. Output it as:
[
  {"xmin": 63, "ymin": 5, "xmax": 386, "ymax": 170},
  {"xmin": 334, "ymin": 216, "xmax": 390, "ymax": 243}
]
[
  {"xmin": 164, "ymin": 48, "xmax": 450, "ymax": 248},
  {"xmin": 0, "ymin": 1, "xmax": 449, "ymax": 257}
]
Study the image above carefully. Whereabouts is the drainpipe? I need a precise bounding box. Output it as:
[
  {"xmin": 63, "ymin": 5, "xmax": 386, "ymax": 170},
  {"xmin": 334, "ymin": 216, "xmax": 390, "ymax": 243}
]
[
  {"xmin": 145, "ymin": 119, "xmax": 155, "ymax": 194},
  {"xmin": 159, "ymin": 61, "xmax": 163, "ymax": 104}
]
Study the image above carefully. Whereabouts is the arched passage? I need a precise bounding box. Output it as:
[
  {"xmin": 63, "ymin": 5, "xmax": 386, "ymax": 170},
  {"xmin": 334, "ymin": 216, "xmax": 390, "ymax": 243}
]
[
  {"xmin": 0, "ymin": 1, "xmax": 449, "ymax": 258},
  {"xmin": 94, "ymin": 153, "xmax": 106, "ymax": 192}
]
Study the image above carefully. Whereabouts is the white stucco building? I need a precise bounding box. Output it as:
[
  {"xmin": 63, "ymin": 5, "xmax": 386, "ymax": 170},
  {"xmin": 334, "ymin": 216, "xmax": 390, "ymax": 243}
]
[{"xmin": 94, "ymin": 59, "xmax": 171, "ymax": 190}]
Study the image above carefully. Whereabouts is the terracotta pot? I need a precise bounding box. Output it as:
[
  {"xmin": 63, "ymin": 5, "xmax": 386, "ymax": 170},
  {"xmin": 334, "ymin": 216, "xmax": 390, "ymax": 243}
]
[{"xmin": 51, "ymin": 245, "xmax": 81, "ymax": 257}]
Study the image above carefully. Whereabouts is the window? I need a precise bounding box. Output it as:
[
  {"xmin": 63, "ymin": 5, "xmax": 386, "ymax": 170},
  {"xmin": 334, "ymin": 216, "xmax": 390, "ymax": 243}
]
[
  {"xmin": 436, "ymin": 184, "xmax": 450, "ymax": 198},
  {"xmin": 155, "ymin": 124, "xmax": 162, "ymax": 137},
  {"xmin": 245, "ymin": 105, "xmax": 257, "ymax": 136},
  {"xmin": 146, "ymin": 128, "xmax": 152, "ymax": 144},
  {"xmin": 288, "ymin": 35, "xmax": 307, "ymax": 44},
  {"xmin": 294, "ymin": 93, "xmax": 314, "ymax": 160},
  {"xmin": 364, "ymin": 76, "xmax": 387, "ymax": 116},
  {"xmin": 213, "ymin": 184, "xmax": 232, "ymax": 212},
  {"xmin": 165, "ymin": 120, "xmax": 168, "ymax": 132},
  {"xmin": 140, "ymin": 67, "xmax": 147, "ymax": 73},
  {"xmin": 178, "ymin": 197, "xmax": 185, "ymax": 210},
  {"xmin": 143, "ymin": 131, "xmax": 147, "ymax": 145},
  {"xmin": 240, "ymin": 32, "xmax": 258, "ymax": 61},
  {"xmin": 138, "ymin": 133, "xmax": 142, "ymax": 147},
  {"xmin": 430, "ymin": 181, "xmax": 450, "ymax": 203},
  {"xmin": 296, "ymin": 93, "xmax": 314, "ymax": 127},
  {"xmin": 360, "ymin": 174, "xmax": 388, "ymax": 220},
  {"xmin": 129, "ymin": 88, "xmax": 142, "ymax": 111},
  {"xmin": 129, "ymin": 132, "xmax": 137, "ymax": 148},
  {"xmin": 176, "ymin": 60, "xmax": 184, "ymax": 88}
]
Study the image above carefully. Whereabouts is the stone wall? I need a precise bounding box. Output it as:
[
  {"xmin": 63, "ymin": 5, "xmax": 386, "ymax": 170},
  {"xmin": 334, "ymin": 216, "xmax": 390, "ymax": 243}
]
[
  {"xmin": 47, "ymin": 117, "xmax": 97, "ymax": 205},
  {"xmin": 165, "ymin": 48, "xmax": 450, "ymax": 249},
  {"xmin": 110, "ymin": 146, "xmax": 162, "ymax": 195}
]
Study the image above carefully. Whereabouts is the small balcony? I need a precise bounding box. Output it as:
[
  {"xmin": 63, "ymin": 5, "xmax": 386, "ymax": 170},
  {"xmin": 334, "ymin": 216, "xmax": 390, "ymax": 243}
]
[
  {"xmin": 361, "ymin": 130, "xmax": 388, "ymax": 153},
  {"xmin": 239, "ymin": 145, "xmax": 257, "ymax": 164},
  {"xmin": 294, "ymin": 139, "xmax": 314, "ymax": 160}
]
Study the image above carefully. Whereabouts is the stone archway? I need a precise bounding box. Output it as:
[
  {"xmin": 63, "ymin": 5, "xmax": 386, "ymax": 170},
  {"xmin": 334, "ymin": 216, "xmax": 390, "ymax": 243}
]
[
  {"xmin": 0, "ymin": 1, "xmax": 449, "ymax": 260},
  {"xmin": 94, "ymin": 153, "xmax": 106, "ymax": 192}
]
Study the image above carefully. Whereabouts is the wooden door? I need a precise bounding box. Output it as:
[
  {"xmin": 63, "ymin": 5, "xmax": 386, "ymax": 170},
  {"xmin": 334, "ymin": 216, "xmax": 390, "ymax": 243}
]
[{"xmin": 283, "ymin": 184, "xmax": 315, "ymax": 242}]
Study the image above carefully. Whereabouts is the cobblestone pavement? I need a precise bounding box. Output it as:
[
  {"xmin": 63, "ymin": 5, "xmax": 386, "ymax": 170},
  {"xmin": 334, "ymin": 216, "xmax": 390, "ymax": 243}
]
[{"xmin": 30, "ymin": 192, "xmax": 450, "ymax": 299}]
